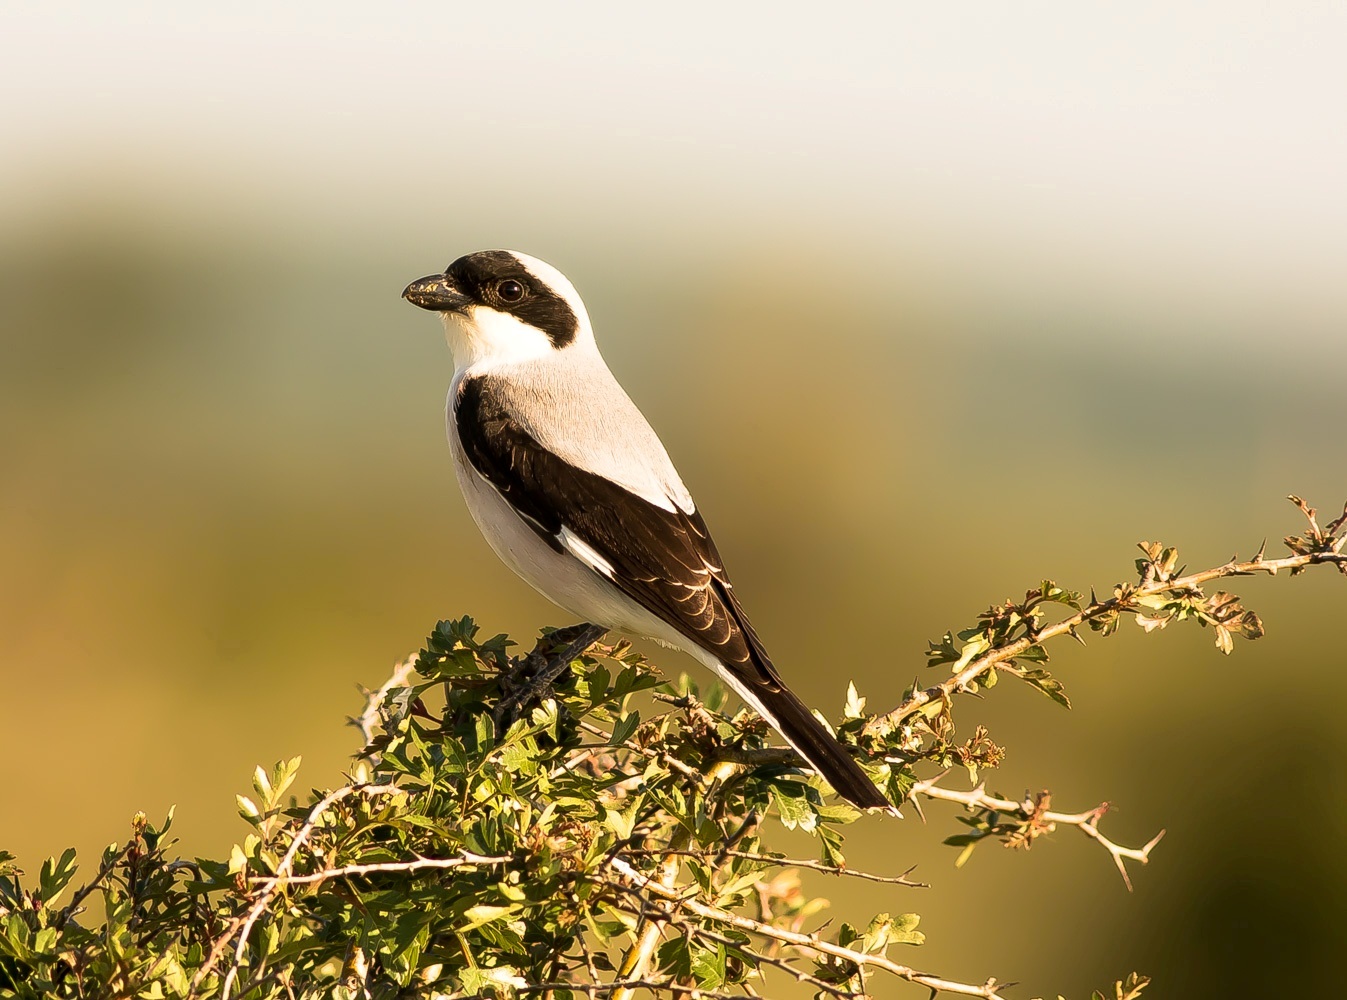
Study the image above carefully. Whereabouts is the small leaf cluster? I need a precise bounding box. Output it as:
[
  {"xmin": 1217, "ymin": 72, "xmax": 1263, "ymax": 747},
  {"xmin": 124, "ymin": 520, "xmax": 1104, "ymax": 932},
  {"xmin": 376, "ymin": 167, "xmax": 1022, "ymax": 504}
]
[
  {"xmin": 0, "ymin": 812, "xmax": 214, "ymax": 999},
  {"xmin": 941, "ymin": 790, "xmax": 1059, "ymax": 870},
  {"xmin": 1118, "ymin": 542, "xmax": 1264, "ymax": 654},
  {"xmin": 1030, "ymin": 971, "xmax": 1150, "ymax": 1000},
  {"xmin": 925, "ymin": 581, "xmax": 1084, "ymax": 708},
  {"xmin": 1283, "ymin": 495, "xmax": 1347, "ymax": 573}
]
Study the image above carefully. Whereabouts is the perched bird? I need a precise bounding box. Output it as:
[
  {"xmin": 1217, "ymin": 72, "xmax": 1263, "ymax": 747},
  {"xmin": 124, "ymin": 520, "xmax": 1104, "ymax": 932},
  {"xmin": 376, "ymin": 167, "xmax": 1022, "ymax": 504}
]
[{"xmin": 403, "ymin": 250, "xmax": 893, "ymax": 814}]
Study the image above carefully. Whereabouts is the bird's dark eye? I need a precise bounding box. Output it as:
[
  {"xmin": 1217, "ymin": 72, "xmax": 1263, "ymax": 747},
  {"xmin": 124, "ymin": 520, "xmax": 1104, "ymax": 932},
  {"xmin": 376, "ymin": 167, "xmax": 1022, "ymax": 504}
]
[{"xmin": 497, "ymin": 279, "xmax": 525, "ymax": 303}]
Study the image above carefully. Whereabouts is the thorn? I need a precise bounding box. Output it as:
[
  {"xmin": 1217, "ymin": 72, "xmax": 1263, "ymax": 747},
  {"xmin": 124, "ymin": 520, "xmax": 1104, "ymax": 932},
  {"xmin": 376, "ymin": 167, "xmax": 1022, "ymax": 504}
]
[
  {"xmin": 1141, "ymin": 828, "xmax": 1167, "ymax": 857},
  {"xmin": 909, "ymin": 795, "xmax": 927, "ymax": 824},
  {"xmin": 1114, "ymin": 852, "xmax": 1134, "ymax": 892},
  {"xmin": 1253, "ymin": 538, "xmax": 1267, "ymax": 562}
]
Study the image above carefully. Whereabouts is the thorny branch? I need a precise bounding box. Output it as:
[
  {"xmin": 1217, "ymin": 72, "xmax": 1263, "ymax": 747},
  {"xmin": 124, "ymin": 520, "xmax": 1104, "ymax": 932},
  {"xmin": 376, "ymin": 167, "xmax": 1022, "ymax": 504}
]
[
  {"xmin": 871, "ymin": 495, "xmax": 1347, "ymax": 733},
  {"xmin": 517, "ymin": 983, "xmax": 759, "ymax": 999},
  {"xmin": 242, "ymin": 852, "xmax": 511, "ymax": 887},
  {"xmin": 629, "ymin": 848, "xmax": 927, "ymax": 887},
  {"xmin": 697, "ymin": 737, "xmax": 1164, "ymax": 887},
  {"xmin": 912, "ymin": 772, "xmax": 1166, "ymax": 891},
  {"xmin": 350, "ymin": 656, "xmax": 417, "ymax": 746},
  {"xmin": 611, "ymin": 838, "xmax": 687, "ymax": 1000}
]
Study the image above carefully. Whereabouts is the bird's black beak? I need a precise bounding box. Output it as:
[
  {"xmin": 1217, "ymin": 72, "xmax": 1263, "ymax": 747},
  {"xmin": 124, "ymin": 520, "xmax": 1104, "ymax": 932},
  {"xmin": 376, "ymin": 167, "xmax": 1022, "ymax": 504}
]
[{"xmin": 402, "ymin": 272, "xmax": 471, "ymax": 313}]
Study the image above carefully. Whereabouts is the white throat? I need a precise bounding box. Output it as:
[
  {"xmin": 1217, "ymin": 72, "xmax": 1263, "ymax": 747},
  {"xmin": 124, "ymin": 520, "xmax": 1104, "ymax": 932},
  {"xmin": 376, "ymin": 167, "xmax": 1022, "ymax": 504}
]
[
  {"xmin": 441, "ymin": 305, "xmax": 598, "ymax": 374},
  {"xmin": 441, "ymin": 306, "xmax": 549, "ymax": 372}
]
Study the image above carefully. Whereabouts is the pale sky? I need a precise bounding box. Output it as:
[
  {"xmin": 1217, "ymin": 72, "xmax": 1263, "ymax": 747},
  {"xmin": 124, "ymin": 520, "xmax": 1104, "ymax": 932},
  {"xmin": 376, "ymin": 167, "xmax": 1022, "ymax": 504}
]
[{"xmin": 4, "ymin": 2, "xmax": 1346, "ymax": 323}]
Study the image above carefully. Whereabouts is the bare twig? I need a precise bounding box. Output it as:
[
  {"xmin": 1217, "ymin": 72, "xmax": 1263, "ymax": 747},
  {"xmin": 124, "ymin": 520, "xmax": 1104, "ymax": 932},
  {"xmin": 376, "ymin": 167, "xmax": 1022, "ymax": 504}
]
[
  {"xmin": 912, "ymin": 773, "xmax": 1165, "ymax": 891},
  {"xmin": 630, "ymin": 848, "xmax": 926, "ymax": 888},
  {"xmin": 350, "ymin": 656, "xmax": 417, "ymax": 746},
  {"xmin": 612, "ymin": 843, "xmax": 686, "ymax": 1000},
  {"xmin": 517, "ymin": 982, "xmax": 752, "ymax": 998},
  {"xmin": 577, "ymin": 935, "xmax": 604, "ymax": 998},
  {"xmin": 709, "ymin": 746, "xmax": 798, "ymax": 768},
  {"xmin": 244, "ymin": 852, "xmax": 509, "ymax": 886},
  {"xmin": 872, "ymin": 530, "xmax": 1346, "ymax": 733},
  {"xmin": 606, "ymin": 856, "xmax": 1009, "ymax": 999}
]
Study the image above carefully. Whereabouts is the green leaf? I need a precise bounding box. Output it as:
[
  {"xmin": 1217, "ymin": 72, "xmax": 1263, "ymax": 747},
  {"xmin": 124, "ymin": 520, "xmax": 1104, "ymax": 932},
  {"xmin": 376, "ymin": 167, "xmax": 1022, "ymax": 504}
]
[
  {"xmin": 458, "ymin": 965, "xmax": 527, "ymax": 995},
  {"xmin": 610, "ymin": 710, "xmax": 640, "ymax": 746},
  {"xmin": 819, "ymin": 824, "xmax": 847, "ymax": 868},
  {"xmin": 657, "ymin": 937, "xmax": 694, "ymax": 979},
  {"xmin": 843, "ymin": 681, "xmax": 866, "ymax": 719},
  {"xmin": 475, "ymin": 711, "xmax": 497, "ymax": 749},
  {"xmin": 531, "ymin": 699, "xmax": 560, "ymax": 740},
  {"xmin": 952, "ymin": 635, "xmax": 991, "ymax": 672},
  {"xmin": 37, "ymin": 848, "xmax": 77, "ymax": 907},
  {"xmin": 33, "ymin": 926, "xmax": 58, "ymax": 956},
  {"xmin": 889, "ymin": 912, "xmax": 925, "ymax": 946},
  {"xmin": 227, "ymin": 843, "xmax": 248, "ymax": 875},
  {"xmin": 770, "ymin": 782, "xmax": 818, "ymax": 832},
  {"xmin": 272, "ymin": 756, "xmax": 302, "ymax": 802},
  {"xmin": 603, "ymin": 806, "xmax": 635, "ymax": 841},
  {"xmin": 460, "ymin": 904, "xmax": 518, "ymax": 931},
  {"xmin": 691, "ymin": 941, "xmax": 729, "ymax": 988},
  {"xmin": 252, "ymin": 764, "xmax": 273, "ymax": 803},
  {"xmin": 1016, "ymin": 644, "xmax": 1050, "ymax": 663},
  {"xmin": 235, "ymin": 794, "xmax": 261, "ymax": 823},
  {"xmin": 1019, "ymin": 669, "xmax": 1072, "ymax": 709},
  {"xmin": 498, "ymin": 737, "xmax": 540, "ymax": 776}
]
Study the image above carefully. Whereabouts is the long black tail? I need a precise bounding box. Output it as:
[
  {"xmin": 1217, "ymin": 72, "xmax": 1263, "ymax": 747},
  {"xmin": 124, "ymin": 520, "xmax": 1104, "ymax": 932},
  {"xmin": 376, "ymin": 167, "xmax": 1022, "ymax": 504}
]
[{"xmin": 729, "ymin": 671, "xmax": 898, "ymax": 816}]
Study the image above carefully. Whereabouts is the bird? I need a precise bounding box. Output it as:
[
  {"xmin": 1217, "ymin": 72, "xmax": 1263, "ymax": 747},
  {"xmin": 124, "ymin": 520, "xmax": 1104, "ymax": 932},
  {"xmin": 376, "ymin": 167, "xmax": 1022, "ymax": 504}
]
[{"xmin": 402, "ymin": 249, "xmax": 894, "ymax": 814}]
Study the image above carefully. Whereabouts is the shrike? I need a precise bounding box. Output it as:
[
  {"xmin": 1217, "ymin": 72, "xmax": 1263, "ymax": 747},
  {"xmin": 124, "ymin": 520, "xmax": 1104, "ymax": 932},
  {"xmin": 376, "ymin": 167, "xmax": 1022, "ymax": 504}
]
[{"xmin": 403, "ymin": 250, "xmax": 893, "ymax": 814}]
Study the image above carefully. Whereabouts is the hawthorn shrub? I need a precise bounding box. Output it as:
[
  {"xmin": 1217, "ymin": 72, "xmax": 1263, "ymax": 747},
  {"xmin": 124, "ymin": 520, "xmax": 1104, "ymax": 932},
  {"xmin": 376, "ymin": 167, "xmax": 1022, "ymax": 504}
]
[{"xmin": 1, "ymin": 496, "xmax": 1342, "ymax": 1000}]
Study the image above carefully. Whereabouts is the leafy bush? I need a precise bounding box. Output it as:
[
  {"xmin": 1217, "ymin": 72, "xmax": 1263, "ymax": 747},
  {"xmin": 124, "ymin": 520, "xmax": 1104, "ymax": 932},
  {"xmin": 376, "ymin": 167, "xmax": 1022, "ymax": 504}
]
[{"xmin": 2, "ymin": 497, "xmax": 1342, "ymax": 999}]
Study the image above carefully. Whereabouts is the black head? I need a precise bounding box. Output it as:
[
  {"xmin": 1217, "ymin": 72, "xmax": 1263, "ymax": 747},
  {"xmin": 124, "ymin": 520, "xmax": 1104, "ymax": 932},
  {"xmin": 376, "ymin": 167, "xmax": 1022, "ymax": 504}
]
[{"xmin": 402, "ymin": 250, "xmax": 581, "ymax": 348}]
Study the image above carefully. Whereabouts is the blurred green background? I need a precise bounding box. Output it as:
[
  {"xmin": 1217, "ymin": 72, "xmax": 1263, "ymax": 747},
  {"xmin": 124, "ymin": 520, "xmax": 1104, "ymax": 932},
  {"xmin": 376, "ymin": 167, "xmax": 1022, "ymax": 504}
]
[{"xmin": 2, "ymin": 4, "xmax": 1344, "ymax": 997}]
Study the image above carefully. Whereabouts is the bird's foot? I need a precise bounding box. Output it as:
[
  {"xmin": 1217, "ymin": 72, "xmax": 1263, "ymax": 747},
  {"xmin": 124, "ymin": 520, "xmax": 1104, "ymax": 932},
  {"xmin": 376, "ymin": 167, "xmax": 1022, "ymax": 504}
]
[{"xmin": 494, "ymin": 623, "xmax": 609, "ymax": 728}]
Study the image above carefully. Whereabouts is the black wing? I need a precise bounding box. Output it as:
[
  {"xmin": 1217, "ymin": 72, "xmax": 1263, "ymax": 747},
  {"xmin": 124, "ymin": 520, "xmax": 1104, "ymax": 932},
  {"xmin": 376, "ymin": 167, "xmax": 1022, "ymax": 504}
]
[{"xmin": 455, "ymin": 374, "xmax": 893, "ymax": 813}]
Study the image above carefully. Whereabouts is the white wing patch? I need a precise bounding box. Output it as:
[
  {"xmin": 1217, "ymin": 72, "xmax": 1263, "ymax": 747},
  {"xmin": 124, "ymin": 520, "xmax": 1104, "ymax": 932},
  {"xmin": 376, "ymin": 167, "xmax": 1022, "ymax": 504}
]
[{"xmin": 559, "ymin": 527, "xmax": 617, "ymax": 580}]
